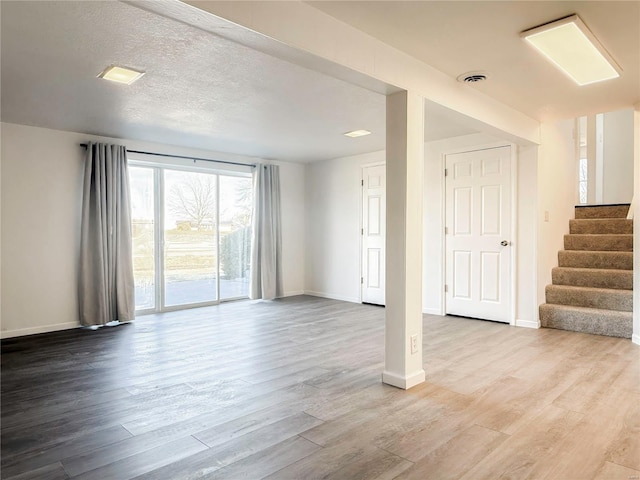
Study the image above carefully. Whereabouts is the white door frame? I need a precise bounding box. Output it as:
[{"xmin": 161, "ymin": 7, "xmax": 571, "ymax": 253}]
[
  {"xmin": 440, "ymin": 142, "xmax": 518, "ymax": 326},
  {"xmin": 360, "ymin": 161, "xmax": 386, "ymax": 303},
  {"xmin": 128, "ymin": 159, "xmax": 252, "ymax": 315}
]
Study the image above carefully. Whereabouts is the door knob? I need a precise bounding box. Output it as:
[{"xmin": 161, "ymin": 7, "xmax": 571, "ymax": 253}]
[{"xmin": 500, "ymin": 240, "xmax": 509, "ymax": 246}]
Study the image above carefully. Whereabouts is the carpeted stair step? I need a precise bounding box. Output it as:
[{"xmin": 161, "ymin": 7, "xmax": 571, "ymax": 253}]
[
  {"xmin": 552, "ymin": 267, "xmax": 633, "ymax": 290},
  {"xmin": 569, "ymin": 218, "xmax": 633, "ymax": 234},
  {"xmin": 575, "ymin": 204, "xmax": 630, "ymax": 219},
  {"xmin": 558, "ymin": 250, "xmax": 633, "ymax": 270},
  {"xmin": 542, "ymin": 203, "xmax": 633, "ymax": 339},
  {"xmin": 564, "ymin": 234, "xmax": 632, "ymax": 251},
  {"xmin": 539, "ymin": 304, "xmax": 632, "ymax": 338},
  {"xmin": 545, "ymin": 285, "xmax": 633, "ymax": 312}
]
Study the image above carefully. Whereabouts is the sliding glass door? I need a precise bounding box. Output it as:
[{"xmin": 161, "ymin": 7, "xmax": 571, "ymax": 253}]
[
  {"xmin": 164, "ymin": 170, "xmax": 218, "ymax": 307},
  {"xmin": 129, "ymin": 163, "xmax": 251, "ymax": 313},
  {"xmin": 219, "ymin": 175, "xmax": 252, "ymax": 299},
  {"xmin": 130, "ymin": 166, "xmax": 156, "ymax": 311}
]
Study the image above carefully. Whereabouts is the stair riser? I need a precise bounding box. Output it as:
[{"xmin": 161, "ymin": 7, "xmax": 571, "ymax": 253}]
[
  {"xmin": 544, "ymin": 204, "xmax": 633, "ymax": 338},
  {"xmin": 539, "ymin": 304, "xmax": 632, "ymax": 338},
  {"xmin": 564, "ymin": 235, "xmax": 633, "ymax": 251},
  {"xmin": 552, "ymin": 268, "xmax": 633, "ymax": 290},
  {"xmin": 558, "ymin": 251, "xmax": 632, "ymax": 270},
  {"xmin": 569, "ymin": 219, "xmax": 633, "ymax": 234},
  {"xmin": 574, "ymin": 205, "xmax": 630, "ymax": 219},
  {"xmin": 545, "ymin": 286, "xmax": 632, "ymax": 312}
]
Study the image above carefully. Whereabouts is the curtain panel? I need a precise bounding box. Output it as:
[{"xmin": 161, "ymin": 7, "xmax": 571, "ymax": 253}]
[
  {"xmin": 250, "ymin": 164, "xmax": 283, "ymax": 300},
  {"xmin": 79, "ymin": 143, "xmax": 135, "ymax": 326}
]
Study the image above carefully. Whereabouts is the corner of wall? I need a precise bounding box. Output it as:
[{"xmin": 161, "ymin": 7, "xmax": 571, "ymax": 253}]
[
  {"xmin": 515, "ymin": 319, "xmax": 540, "ymax": 329},
  {"xmin": 536, "ymin": 120, "xmax": 576, "ymax": 310},
  {"xmin": 632, "ymin": 106, "xmax": 640, "ymax": 344}
]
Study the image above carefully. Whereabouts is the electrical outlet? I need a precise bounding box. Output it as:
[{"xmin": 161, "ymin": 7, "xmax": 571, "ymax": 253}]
[{"xmin": 410, "ymin": 334, "xmax": 418, "ymax": 354}]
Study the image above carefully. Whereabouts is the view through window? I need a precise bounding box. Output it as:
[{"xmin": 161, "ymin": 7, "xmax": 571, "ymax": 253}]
[{"xmin": 129, "ymin": 163, "xmax": 252, "ymax": 312}]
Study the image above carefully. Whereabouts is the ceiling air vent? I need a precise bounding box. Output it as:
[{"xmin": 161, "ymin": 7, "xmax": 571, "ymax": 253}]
[{"xmin": 457, "ymin": 71, "xmax": 489, "ymax": 83}]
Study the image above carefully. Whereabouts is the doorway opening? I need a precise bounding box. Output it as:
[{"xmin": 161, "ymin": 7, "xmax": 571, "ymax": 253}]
[
  {"xmin": 576, "ymin": 108, "xmax": 634, "ymax": 206},
  {"xmin": 361, "ymin": 163, "xmax": 386, "ymax": 306},
  {"xmin": 444, "ymin": 145, "xmax": 513, "ymax": 323}
]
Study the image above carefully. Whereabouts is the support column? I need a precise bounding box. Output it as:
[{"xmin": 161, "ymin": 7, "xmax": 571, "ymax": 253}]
[{"xmin": 383, "ymin": 90, "xmax": 425, "ymax": 389}]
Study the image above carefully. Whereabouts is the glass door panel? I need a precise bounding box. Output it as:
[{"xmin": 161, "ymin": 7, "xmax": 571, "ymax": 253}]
[
  {"xmin": 219, "ymin": 176, "xmax": 252, "ymax": 299},
  {"xmin": 129, "ymin": 166, "xmax": 156, "ymax": 310},
  {"xmin": 163, "ymin": 170, "xmax": 218, "ymax": 306}
]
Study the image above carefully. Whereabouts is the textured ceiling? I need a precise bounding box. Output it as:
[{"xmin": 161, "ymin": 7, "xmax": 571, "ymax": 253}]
[
  {"xmin": 307, "ymin": 1, "xmax": 640, "ymax": 121},
  {"xmin": 3, "ymin": 1, "xmax": 637, "ymax": 163},
  {"xmin": 1, "ymin": 1, "xmax": 392, "ymax": 162},
  {"xmin": 0, "ymin": 1, "xmax": 482, "ymax": 162}
]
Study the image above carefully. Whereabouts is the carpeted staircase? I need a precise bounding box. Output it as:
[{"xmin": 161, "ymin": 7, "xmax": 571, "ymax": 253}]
[{"xmin": 539, "ymin": 204, "xmax": 633, "ymax": 338}]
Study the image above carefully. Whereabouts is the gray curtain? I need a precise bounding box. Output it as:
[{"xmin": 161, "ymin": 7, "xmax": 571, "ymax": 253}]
[
  {"xmin": 79, "ymin": 143, "xmax": 135, "ymax": 326},
  {"xmin": 250, "ymin": 164, "xmax": 283, "ymax": 300}
]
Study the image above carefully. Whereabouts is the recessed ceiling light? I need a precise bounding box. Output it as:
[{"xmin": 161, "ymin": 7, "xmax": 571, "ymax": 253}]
[
  {"xmin": 521, "ymin": 14, "xmax": 621, "ymax": 86},
  {"xmin": 344, "ymin": 129, "xmax": 371, "ymax": 138},
  {"xmin": 97, "ymin": 65, "xmax": 145, "ymax": 85}
]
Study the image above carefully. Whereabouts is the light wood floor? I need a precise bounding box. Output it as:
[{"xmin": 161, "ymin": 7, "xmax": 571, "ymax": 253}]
[{"xmin": 1, "ymin": 295, "xmax": 639, "ymax": 479}]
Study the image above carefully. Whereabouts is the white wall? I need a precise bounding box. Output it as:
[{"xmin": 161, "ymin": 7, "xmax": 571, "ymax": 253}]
[
  {"xmin": 305, "ymin": 135, "xmax": 505, "ymax": 311},
  {"xmin": 423, "ymin": 135, "xmax": 539, "ymax": 327},
  {"xmin": 422, "ymin": 135, "xmax": 538, "ymax": 325},
  {"xmin": 602, "ymin": 108, "xmax": 634, "ymax": 204},
  {"xmin": 279, "ymin": 160, "xmax": 306, "ymax": 297},
  {"xmin": 304, "ymin": 132, "xmax": 540, "ymax": 328},
  {"xmin": 632, "ymin": 105, "xmax": 640, "ymax": 345},
  {"xmin": 0, "ymin": 122, "xmax": 305, "ymax": 338},
  {"xmin": 304, "ymin": 150, "xmax": 385, "ymax": 302},
  {"xmin": 0, "ymin": 121, "xmax": 574, "ymax": 338},
  {"xmin": 516, "ymin": 145, "xmax": 539, "ymax": 326},
  {"xmin": 422, "ymin": 133, "xmax": 504, "ymax": 315},
  {"xmin": 536, "ymin": 119, "xmax": 577, "ymax": 309},
  {"xmin": 2, "ymin": 123, "xmax": 84, "ymax": 338}
]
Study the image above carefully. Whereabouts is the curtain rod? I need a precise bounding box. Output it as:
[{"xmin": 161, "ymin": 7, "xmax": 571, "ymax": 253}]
[{"xmin": 80, "ymin": 144, "xmax": 256, "ymax": 169}]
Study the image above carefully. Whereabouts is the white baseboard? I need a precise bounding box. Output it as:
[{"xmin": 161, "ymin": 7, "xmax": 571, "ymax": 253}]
[
  {"xmin": 1, "ymin": 321, "xmax": 79, "ymax": 339},
  {"xmin": 382, "ymin": 369, "xmax": 426, "ymax": 390},
  {"xmin": 515, "ymin": 319, "xmax": 540, "ymax": 329},
  {"xmin": 282, "ymin": 290, "xmax": 305, "ymax": 298},
  {"xmin": 304, "ymin": 290, "xmax": 360, "ymax": 304},
  {"xmin": 632, "ymin": 333, "xmax": 640, "ymax": 346},
  {"xmin": 422, "ymin": 307, "xmax": 443, "ymax": 316}
]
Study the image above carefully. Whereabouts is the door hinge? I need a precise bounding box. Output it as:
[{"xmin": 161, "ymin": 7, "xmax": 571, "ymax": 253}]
[
  {"xmin": 361, "ymin": 277, "xmax": 364, "ymax": 284},
  {"xmin": 445, "ymin": 226, "xmax": 448, "ymax": 235},
  {"xmin": 361, "ymin": 228, "xmax": 364, "ymax": 235},
  {"xmin": 444, "ymin": 168, "xmax": 448, "ymax": 177},
  {"xmin": 361, "ymin": 179, "xmax": 364, "ymax": 186},
  {"xmin": 444, "ymin": 284, "xmax": 448, "ymax": 293}
]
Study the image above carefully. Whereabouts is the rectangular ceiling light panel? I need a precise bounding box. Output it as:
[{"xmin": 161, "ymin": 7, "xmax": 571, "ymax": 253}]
[
  {"xmin": 521, "ymin": 15, "xmax": 621, "ymax": 86},
  {"xmin": 98, "ymin": 65, "xmax": 145, "ymax": 85},
  {"xmin": 344, "ymin": 129, "xmax": 371, "ymax": 138}
]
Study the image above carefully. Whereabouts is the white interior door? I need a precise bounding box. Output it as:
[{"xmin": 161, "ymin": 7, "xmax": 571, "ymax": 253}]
[
  {"xmin": 361, "ymin": 165, "xmax": 385, "ymax": 305},
  {"xmin": 445, "ymin": 146, "xmax": 511, "ymax": 323}
]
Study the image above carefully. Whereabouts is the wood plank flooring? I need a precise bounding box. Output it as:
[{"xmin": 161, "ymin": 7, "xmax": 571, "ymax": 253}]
[{"xmin": 1, "ymin": 295, "xmax": 639, "ymax": 479}]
